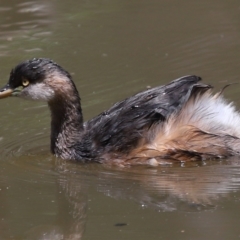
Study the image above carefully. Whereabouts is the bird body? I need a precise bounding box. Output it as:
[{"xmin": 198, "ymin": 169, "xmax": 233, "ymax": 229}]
[{"xmin": 0, "ymin": 58, "xmax": 240, "ymax": 166}]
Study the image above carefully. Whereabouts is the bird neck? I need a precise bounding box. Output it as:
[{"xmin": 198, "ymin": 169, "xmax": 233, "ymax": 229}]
[{"xmin": 48, "ymin": 94, "xmax": 84, "ymax": 159}]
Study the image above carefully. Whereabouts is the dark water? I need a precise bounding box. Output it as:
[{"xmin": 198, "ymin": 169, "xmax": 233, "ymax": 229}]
[{"xmin": 0, "ymin": 0, "xmax": 240, "ymax": 239}]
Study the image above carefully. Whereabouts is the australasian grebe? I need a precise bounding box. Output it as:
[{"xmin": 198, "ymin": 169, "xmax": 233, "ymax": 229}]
[{"xmin": 0, "ymin": 58, "xmax": 240, "ymax": 165}]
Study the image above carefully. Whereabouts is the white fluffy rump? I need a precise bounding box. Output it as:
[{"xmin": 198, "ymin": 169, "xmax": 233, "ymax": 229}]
[{"xmin": 169, "ymin": 90, "xmax": 240, "ymax": 137}]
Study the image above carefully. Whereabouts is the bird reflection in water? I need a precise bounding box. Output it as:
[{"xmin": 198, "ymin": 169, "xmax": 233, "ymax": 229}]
[{"xmin": 20, "ymin": 157, "xmax": 240, "ymax": 239}]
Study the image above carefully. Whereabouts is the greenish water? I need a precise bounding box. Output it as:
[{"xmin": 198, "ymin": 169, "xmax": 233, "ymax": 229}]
[{"xmin": 0, "ymin": 0, "xmax": 240, "ymax": 239}]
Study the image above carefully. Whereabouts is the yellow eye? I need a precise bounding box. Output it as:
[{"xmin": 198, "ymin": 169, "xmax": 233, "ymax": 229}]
[{"xmin": 22, "ymin": 78, "xmax": 29, "ymax": 87}]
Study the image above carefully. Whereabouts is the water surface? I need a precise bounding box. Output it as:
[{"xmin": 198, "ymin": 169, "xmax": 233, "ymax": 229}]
[{"xmin": 0, "ymin": 0, "xmax": 240, "ymax": 239}]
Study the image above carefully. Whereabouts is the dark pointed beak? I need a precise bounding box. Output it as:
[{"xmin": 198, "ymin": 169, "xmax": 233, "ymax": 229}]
[{"xmin": 0, "ymin": 84, "xmax": 13, "ymax": 99}]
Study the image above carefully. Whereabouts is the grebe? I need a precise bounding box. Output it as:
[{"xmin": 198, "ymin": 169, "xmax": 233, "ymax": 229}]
[{"xmin": 0, "ymin": 58, "xmax": 240, "ymax": 165}]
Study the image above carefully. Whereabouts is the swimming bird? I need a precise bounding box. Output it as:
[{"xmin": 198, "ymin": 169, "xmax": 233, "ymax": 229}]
[{"xmin": 0, "ymin": 58, "xmax": 240, "ymax": 165}]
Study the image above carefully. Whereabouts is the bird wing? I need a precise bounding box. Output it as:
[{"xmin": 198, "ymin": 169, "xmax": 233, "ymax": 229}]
[{"xmin": 83, "ymin": 75, "xmax": 211, "ymax": 156}]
